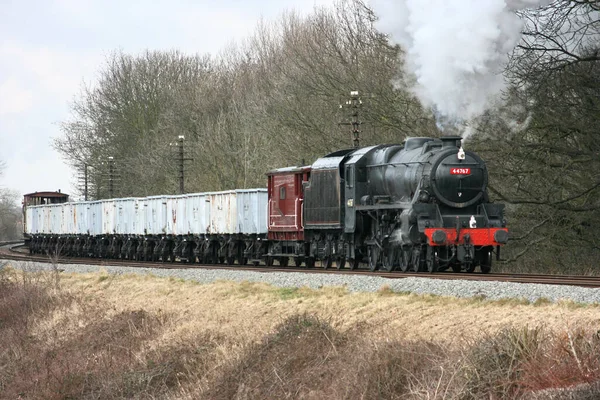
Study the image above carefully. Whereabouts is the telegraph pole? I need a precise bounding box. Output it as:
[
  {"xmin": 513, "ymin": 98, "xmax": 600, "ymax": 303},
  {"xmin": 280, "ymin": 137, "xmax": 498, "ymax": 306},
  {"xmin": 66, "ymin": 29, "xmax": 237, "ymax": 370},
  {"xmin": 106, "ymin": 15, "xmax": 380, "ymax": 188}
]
[
  {"xmin": 174, "ymin": 135, "xmax": 193, "ymax": 194},
  {"xmin": 108, "ymin": 156, "xmax": 115, "ymax": 198},
  {"xmin": 83, "ymin": 163, "xmax": 88, "ymax": 201},
  {"xmin": 339, "ymin": 90, "xmax": 363, "ymax": 148},
  {"xmin": 77, "ymin": 163, "xmax": 90, "ymax": 201}
]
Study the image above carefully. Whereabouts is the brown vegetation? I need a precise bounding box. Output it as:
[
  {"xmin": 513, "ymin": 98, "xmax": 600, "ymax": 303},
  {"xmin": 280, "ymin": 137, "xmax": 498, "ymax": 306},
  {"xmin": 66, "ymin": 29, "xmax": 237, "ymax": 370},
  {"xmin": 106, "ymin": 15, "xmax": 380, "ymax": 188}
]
[{"xmin": 2, "ymin": 266, "xmax": 600, "ymax": 399}]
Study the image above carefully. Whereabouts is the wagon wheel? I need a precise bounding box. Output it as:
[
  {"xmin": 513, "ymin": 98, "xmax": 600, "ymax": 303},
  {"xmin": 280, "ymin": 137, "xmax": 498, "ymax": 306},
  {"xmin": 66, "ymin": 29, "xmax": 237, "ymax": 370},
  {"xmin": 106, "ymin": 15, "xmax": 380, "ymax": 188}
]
[
  {"xmin": 368, "ymin": 246, "xmax": 379, "ymax": 272},
  {"xmin": 305, "ymin": 257, "xmax": 315, "ymax": 269},
  {"xmin": 236, "ymin": 246, "xmax": 247, "ymax": 266},
  {"xmin": 323, "ymin": 256, "xmax": 333, "ymax": 270},
  {"xmin": 209, "ymin": 248, "xmax": 219, "ymax": 265},
  {"xmin": 335, "ymin": 256, "xmax": 346, "ymax": 270}
]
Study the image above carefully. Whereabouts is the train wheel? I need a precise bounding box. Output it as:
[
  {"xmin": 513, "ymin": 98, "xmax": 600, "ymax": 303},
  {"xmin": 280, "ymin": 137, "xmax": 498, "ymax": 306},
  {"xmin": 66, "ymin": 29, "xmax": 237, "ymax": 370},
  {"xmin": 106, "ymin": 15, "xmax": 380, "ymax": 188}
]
[
  {"xmin": 348, "ymin": 258, "xmax": 359, "ymax": 270},
  {"xmin": 480, "ymin": 250, "xmax": 492, "ymax": 274},
  {"xmin": 279, "ymin": 257, "xmax": 289, "ymax": 267},
  {"xmin": 236, "ymin": 246, "xmax": 246, "ymax": 266},
  {"xmin": 335, "ymin": 257, "xmax": 346, "ymax": 270},
  {"xmin": 427, "ymin": 248, "xmax": 439, "ymax": 273},
  {"xmin": 323, "ymin": 256, "xmax": 332, "ymax": 270},
  {"xmin": 451, "ymin": 264, "xmax": 461, "ymax": 273},
  {"xmin": 368, "ymin": 246, "xmax": 379, "ymax": 272},
  {"xmin": 266, "ymin": 256, "xmax": 274, "ymax": 266},
  {"xmin": 399, "ymin": 249, "xmax": 410, "ymax": 272},
  {"xmin": 226, "ymin": 256, "xmax": 235, "ymax": 265},
  {"xmin": 305, "ymin": 257, "xmax": 315, "ymax": 268},
  {"xmin": 294, "ymin": 257, "xmax": 304, "ymax": 267},
  {"xmin": 381, "ymin": 249, "xmax": 395, "ymax": 272}
]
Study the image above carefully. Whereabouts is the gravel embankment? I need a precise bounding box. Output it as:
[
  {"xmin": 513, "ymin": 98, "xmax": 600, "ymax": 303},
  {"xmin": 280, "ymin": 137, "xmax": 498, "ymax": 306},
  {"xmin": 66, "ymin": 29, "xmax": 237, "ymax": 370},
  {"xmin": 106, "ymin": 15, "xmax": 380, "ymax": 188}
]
[{"xmin": 5, "ymin": 259, "xmax": 600, "ymax": 305}]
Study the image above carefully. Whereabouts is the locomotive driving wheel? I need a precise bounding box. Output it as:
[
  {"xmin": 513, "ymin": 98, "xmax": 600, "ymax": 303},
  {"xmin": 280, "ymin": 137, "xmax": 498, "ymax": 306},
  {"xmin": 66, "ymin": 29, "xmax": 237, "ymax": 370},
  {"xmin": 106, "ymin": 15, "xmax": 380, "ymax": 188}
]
[
  {"xmin": 348, "ymin": 258, "xmax": 359, "ymax": 270},
  {"xmin": 368, "ymin": 246, "xmax": 379, "ymax": 272},
  {"xmin": 381, "ymin": 248, "xmax": 395, "ymax": 272},
  {"xmin": 399, "ymin": 248, "xmax": 410, "ymax": 272},
  {"xmin": 334, "ymin": 256, "xmax": 346, "ymax": 270}
]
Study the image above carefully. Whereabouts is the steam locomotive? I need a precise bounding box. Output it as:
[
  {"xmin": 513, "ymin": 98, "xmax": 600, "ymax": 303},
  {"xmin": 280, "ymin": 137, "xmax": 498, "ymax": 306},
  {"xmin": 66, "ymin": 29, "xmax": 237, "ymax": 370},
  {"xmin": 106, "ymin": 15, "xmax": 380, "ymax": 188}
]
[{"xmin": 25, "ymin": 136, "xmax": 508, "ymax": 273}]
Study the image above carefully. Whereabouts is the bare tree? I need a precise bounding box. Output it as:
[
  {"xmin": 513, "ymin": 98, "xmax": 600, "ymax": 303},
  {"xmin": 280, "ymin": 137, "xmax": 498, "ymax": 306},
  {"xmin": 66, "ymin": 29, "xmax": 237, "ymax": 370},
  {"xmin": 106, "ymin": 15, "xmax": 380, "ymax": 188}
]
[
  {"xmin": 469, "ymin": 0, "xmax": 600, "ymax": 271},
  {"xmin": 0, "ymin": 161, "xmax": 22, "ymax": 241}
]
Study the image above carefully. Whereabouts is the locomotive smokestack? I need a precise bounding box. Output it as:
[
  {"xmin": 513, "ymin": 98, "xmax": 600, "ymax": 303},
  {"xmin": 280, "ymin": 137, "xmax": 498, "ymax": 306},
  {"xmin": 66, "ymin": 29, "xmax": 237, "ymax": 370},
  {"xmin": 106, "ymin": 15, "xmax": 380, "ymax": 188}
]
[{"xmin": 440, "ymin": 136, "xmax": 462, "ymax": 149}]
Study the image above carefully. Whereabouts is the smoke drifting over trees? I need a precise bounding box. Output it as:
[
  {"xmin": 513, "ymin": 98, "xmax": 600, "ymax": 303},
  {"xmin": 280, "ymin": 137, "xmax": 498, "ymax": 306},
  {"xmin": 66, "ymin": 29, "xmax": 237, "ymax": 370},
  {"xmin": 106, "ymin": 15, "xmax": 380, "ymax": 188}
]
[
  {"xmin": 372, "ymin": 0, "xmax": 553, "ymax": 127},
  {"xmin": 54, "ymin": 0, "xmax": 600, "ymax": 271}
]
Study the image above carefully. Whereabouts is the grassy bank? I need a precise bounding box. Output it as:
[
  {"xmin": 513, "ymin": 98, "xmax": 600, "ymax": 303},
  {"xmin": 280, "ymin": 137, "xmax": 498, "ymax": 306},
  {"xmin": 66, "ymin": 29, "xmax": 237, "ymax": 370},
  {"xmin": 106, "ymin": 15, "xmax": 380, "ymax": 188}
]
[{"xmin": 1, "ymin": 265, "xmax": 600, "ymax": 399}]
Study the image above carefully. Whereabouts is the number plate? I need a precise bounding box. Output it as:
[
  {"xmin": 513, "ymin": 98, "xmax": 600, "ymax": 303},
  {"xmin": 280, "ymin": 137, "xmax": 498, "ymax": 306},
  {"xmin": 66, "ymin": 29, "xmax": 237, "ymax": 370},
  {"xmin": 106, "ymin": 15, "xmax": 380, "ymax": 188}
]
[{"xmin": 450, "ymin": 168, "xmax": 471, "ymax": 175}]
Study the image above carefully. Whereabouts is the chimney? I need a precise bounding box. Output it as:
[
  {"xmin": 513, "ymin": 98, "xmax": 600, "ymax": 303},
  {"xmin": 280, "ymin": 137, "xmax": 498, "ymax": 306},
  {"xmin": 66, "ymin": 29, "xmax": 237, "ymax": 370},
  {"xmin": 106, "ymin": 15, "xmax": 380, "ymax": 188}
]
[{"xmin": 440, "ymin": 136, "xmax": 462, "ymax": 149}]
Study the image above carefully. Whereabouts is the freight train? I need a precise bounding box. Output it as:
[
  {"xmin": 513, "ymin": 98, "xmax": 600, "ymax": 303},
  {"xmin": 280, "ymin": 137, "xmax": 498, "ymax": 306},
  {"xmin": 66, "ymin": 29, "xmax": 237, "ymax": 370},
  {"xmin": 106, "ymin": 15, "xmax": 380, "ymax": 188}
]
[{"xmin": 24, "ymin": 136, "xmax": 508, "ymax": 273}]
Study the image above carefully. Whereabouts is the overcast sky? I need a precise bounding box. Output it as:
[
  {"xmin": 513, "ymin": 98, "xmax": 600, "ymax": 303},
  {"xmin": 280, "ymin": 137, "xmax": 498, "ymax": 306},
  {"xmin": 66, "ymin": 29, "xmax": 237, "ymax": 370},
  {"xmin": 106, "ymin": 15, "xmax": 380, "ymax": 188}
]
[{"xmin": 0, "ymin": 0, "xmax": 336, "ymax": 201}]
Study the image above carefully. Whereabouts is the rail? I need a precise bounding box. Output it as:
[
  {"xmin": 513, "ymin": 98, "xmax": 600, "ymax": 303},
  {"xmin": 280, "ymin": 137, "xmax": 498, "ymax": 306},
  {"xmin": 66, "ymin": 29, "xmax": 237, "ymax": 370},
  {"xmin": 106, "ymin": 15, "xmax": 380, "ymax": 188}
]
[{"xmin": 2, "ymin": 243, "xmax": 600, "ymax": 288}]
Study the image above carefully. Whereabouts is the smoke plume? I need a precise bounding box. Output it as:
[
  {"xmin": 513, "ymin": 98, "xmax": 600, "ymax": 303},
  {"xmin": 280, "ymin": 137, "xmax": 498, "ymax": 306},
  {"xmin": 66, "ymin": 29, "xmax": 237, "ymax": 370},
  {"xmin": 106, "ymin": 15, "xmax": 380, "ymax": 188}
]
[{"xmin": 372, "ymin": 0, "xmax": 551, "ymax": 127}]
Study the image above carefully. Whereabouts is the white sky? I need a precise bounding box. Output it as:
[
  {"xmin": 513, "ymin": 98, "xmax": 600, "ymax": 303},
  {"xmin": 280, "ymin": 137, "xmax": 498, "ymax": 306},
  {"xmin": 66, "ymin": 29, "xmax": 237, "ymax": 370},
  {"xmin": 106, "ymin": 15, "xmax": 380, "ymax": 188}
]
[{"xmin": 0, "ymin": 0, "xmax": 336, "ymax": 202}]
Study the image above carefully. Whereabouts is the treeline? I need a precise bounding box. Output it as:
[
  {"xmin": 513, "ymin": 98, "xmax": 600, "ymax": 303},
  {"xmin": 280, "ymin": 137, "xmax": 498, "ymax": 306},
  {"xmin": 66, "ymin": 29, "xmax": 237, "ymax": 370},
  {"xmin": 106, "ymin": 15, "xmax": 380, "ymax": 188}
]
[
  {"xmin": 0, "ymin": 162, "xmax": 22, "ymax": 241},
  {"xmin": 55, "ymin": 0, "xmax": 600, "ymax": 270},
  {"xmin": 57, "ymin": 1, "xmax": 434, "ymax": 197},
  {"xmin": 470, "ymin": 1, "xmax": 600, "ymax": 270}
]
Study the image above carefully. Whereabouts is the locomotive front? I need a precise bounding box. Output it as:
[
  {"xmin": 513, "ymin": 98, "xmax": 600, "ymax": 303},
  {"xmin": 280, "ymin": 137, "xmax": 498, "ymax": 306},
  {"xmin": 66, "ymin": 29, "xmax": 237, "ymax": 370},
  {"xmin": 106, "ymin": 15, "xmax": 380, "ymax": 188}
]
[{"xmin": 427, "ymin": 137, "xmax": 488, "ymax": 208}]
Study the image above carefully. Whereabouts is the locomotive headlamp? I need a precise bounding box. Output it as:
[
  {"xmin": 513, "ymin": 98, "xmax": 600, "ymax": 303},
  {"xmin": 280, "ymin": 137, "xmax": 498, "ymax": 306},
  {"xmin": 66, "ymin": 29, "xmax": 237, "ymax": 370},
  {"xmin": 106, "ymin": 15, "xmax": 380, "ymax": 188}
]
[
  {"xmin": 494, "ymin": 230, "xmax": 509, "ymax": 244},
  {"xmin": 457, "ymin": 147, "xmax": 466, "ymax": 160},
  {"xmin": 432, "ymin": 230, "xmax": 447, "ymax": 244}
]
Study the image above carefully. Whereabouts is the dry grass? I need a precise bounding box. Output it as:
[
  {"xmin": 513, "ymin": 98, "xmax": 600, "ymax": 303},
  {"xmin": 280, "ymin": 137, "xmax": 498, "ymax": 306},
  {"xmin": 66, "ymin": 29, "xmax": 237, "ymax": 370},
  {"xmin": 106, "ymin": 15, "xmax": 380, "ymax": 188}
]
[{"xmin": 2, "ymin": 264, "xmax": 600, "ymax": 399}]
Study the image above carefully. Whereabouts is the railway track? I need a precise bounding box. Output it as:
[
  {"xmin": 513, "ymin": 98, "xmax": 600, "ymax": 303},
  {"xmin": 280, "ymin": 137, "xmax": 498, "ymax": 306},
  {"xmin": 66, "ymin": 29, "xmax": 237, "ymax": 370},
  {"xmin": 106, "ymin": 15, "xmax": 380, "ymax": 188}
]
[{"xmin": 3, "ymin": 241, "xmax": 600, "ymax": 288}]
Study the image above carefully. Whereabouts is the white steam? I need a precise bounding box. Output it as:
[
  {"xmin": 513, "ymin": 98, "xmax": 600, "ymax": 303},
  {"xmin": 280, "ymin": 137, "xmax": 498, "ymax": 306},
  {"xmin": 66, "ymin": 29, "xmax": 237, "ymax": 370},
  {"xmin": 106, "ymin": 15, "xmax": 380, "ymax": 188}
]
[{"xmin": 372, "ymin": 0, "xmax": 551, "ymax": 124}]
